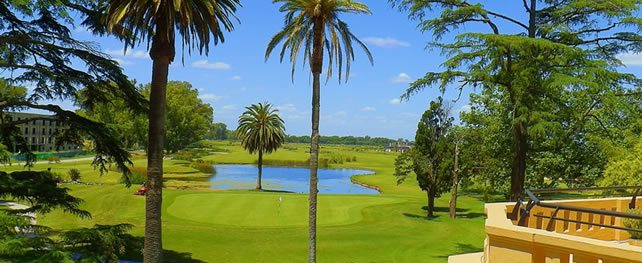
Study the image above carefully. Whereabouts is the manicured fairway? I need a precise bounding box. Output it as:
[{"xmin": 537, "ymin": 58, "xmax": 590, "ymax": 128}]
[
  {"xmin": 14, "ymin": 142, "xmax": 487, "ymax": 262},
  {"xmin": 167, "ymin": 192, "xmax": 401, "ymax": 227}
]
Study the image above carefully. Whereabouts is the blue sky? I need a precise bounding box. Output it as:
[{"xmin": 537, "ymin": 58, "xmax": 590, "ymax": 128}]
[{"xmin": 62, "ymin": 1, "xmax": 642, "ymax": 139}]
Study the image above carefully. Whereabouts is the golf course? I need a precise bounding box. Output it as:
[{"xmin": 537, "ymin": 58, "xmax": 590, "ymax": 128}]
[{"xmin": 2, "ymin": 141, "xmax": 486, "ymax": 262}]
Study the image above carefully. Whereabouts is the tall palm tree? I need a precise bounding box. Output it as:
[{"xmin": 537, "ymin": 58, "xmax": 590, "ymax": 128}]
[
  {"xmin": 236, "ymin": 103, "xmax": 286, "ymax": 190},
  {"xmin": 265, "ymin": 1, "xmax": 373, "ymax": 261},
  {"xmin": 104, "ymin": 1, "xmax": 240, "ymax": 262}
]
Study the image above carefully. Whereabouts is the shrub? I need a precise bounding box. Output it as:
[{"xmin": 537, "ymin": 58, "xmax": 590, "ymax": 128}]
[
  {"xmin": 282, "ymin": 145, "xmax": 298, "ymax": 151},
  {"xmin": 68, "ymin": 169, "xmax": 81, "ymax": 182},
  {"xmin": 352, "ymin": 156, "xmax": 357, "ymax": 162},
  {"xmin": 191, "ymin": 160, "xmax": 215, "ymax": 174},
  {"xmin": 47, "ymin": 156, "xmax": 61, "ymax": 163},
  {"xmin": 172, "ymin": 149, "xmax": 209, "ymax": 161},
  {"xmin": 122, "ymin": 167, "xmax": 147, "ymax": 185},
  {"xmin": 261, "ymin": 159, "xmax": 308, "ymax": 167},
  {"xmin": 47, "ymin": 172, "xmax": 64, "ymax": 183},
  {"xmin": 258, "ymin": 159, "xmax": 330, "ymax": 168},
  {"xmin": 624, "ymin": 209, "xmax": 642, "ymax": 239}
]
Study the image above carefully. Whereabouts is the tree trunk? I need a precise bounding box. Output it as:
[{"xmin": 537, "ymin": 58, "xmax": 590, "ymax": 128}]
[
  {"xmin": 144, "ymin": 20, "xmax": 174, "ymax": 263},
  {"xmin": 510, "ymin": 117, "xmax": 528, "ymax": 201},
  {"xmin": 427, "ymin": 189, "xmax": 435, "ymax": 217},
  {"xmin": 256, "ymin": 150, "xmax": 263, "ymax": 190},
  {"xmin": 308, "ymin": 16, "xmax": 325, "ymax": 263},
  {"xmin": 508, "ymin": 0, "xmax": 536, "ymax": 202},
  {"xmin": 449, "ymin": 143, "xmax": 459, "ymax": 219}
]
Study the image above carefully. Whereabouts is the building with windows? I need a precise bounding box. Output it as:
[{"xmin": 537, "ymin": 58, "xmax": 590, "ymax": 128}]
[
  {"xmin": 6, "ymin": 112, "xmax": 80, "ymax": 152},
  {"xmin": 384, "ymin": 141, "xmax": 414, "ymax": 153}
]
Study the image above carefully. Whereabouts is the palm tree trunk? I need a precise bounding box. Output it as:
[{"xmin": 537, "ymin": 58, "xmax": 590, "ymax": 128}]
[
  {"xmin": 257, "ymin": 150, "xmax": 263, "ymax": 190},
  {"xmin": 144, "ymin": 20, "xmax": 173, "ymax": 263},
  {"xmin": 144, "ymin": 57, "xmax": 167, "ymax": 263},
  {"xmin": 308, "ymin": 17, "xmax": 325, "ymax": 263}
]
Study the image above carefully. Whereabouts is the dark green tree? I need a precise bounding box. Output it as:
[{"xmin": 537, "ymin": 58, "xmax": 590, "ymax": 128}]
[
  {"xmin": 0, "ymin": 170, "xmax": 136, "ymax": 262},
  {"xmin": 236, "ymin": 103, "xmax": 286, "ymax": 190},
  {"xmin": 0, "ymin": 0, "xmax": 146, "ymax": 180},
  {"xmin": 144, "ymin": 81, "xmax": 214, "ymax": 153},
  {"xmin": 78, "ymin": 86, "xmax": 147, "ymax": 150},
  {"xmin": 395, "ymin": 97, "xmax": 453, "ymax": 217},
  {"xmin": 206, "ymin": 123, "xmax": 229, "ymax": 140},
  {"xmin": 265, "ymin": 1, "xmax": 373, "ymax": 259},
  {"xmin": 82, "ymin": 81, "xmax": 215, "ymax": 152},
  {"xmin": 393, "ymin": 0, "xmax": 642, "ymax": 200}
]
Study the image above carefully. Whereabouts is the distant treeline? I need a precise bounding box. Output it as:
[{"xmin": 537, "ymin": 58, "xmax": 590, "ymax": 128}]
[
  {"xmin": 206, "ymin": 123, "xmax": 400, "ymax": 146},
  {"xmin": 284, "ymin": 135, "xmax": 397, "ymax": 146}
]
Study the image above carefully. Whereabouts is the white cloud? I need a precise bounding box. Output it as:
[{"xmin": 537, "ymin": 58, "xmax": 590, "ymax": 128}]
[
  {"xmin": 113, "ymin": 58, "xmax": 133, "ymax": 65},
  {"xmin": 391, "ymin": 73, "xmax": 413, "ymax": 83},
  {"xmin": 199, "ymin": 94, "xmax": 221, "ymax": 101},
  {"xmin": 277, "ymin": 103, "xmax": 297, "ymax": 112},
  {"xmin": 618, "ymin": 52, "xmax": 642, "ymax": 66},
  {"xmin": 222, "ymin": 105, "xmax": 237, "ymax": 111},
  {"xmin": 389, "ymin": 98, "xmax": 402, "ymax": 105},
  {"xmin": 459, "ymin": 105, "xmax": 472, "ymax": 113},
  {"xmin": 105, "ymin": 48, "xmax": 148, "ymax": 59},
  {"xmin": 192, "ymin": 60, "xmax": 231, "ymax": 70},
  {"xmin": 229, "ymin": 76, "xmax": 242, "ymax": 80},
  {"xmin": 360, "ymin": 106, "xmax": 376, "ymax": 112},
  {"xmin": 363, "ymin": 37, "xmax": 410, "ymax": 48}
]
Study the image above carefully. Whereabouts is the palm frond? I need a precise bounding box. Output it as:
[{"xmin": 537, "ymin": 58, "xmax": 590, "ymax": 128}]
[
  {"xmin": 265, "ymin": 0, "xmax": 373, "ymax": 82},
  {"xmin": 236, "ymin": 103, "xmax": 286, "ymax": 155},
  {"xmin": 106, "ymin": 0, "xmax": 241, "ymax": 61}
]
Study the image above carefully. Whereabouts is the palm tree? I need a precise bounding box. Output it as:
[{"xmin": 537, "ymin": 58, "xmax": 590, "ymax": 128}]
[
  {"xmin": 104, "ymin": 1, "xmax": 240, "ymax": 262},
  {"xmin": 265, "ymin": 1, "xmax": 373, "ymax": 261},
  {"xmin": 236, "ymin": 103, "xmax": 286, "ymax": 190}
]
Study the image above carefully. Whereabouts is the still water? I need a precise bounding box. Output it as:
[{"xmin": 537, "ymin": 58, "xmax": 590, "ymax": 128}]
[{"xmin": 209, "ymin": 164, "xmax": 378, "ymax": 194}]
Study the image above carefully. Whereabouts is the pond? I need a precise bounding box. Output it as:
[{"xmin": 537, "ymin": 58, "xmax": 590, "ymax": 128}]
[{"xmin": 209, "ymin": 164, "xmax": 378, "ymax": 194}]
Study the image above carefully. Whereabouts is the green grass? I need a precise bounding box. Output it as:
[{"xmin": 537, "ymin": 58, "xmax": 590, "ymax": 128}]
[{"xmin": 8, "ymin": 141, "xmax": 486, "ymax": 262}]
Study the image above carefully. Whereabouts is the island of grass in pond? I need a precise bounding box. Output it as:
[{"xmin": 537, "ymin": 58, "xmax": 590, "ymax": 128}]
[{"xmin": 209, "ymin": 164, "xmax": 378, "ymax": 194}]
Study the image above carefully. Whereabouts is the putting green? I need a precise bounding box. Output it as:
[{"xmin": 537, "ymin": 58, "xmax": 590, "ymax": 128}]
[{"xmin": 166, "ymin": 192, "xmax": 400, "ymax": 227}]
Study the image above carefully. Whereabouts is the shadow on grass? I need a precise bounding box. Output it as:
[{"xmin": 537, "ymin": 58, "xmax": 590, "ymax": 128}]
[
  {"xmin": 434, "ymin": 243, "xmax": 483, "ymax": 259},
  {"xmin": 402, "ymin": 212, "xmax": 440, "ymax": 221},
  {"xmin": 413, "ymin": 206, "xmax": 486, "ymax": 219},
  {"xmin": 251, "ymin": 189, "xmax": 295, "ymax": 194},
  {"xmin": 123, "ymin": 237, "xmax": 206, "ymax": 263}
]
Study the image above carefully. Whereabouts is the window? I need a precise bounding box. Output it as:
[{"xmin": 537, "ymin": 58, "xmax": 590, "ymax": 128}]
[
  {"xmin": 48, "ymin": 137, "xmax": 52, "ymax": 144},
  {"xmin": 9, "ymin": 116, "xmax": 12, "ymax": 121},
  {"xmin": 17, "ymin": 117, "xmax": 20, "ymax": 121},
  {"xmin": 32, "ymin": 120, "xmax": 36, "ymax": 125},
  {"xmin": 32, "ymin": 128, "xmax": 36, "ymax": 134},
  {"xmin": 42, "ymin": 120, "xmax": 45, "ymax": 125},
  {"xmin": 42, "ymin": 128, "xmax": 45, "ymax": 135},
  {"xmin": 25, "ymin": 127, "xmax": 28, "ymax": 134},
  {"xmin": 32, "ymin": 137, "xmax": 36, "ymax": 143},
  {"xmin": 49, "ymin": 128, "xmax": 52, "ymax": 135}
]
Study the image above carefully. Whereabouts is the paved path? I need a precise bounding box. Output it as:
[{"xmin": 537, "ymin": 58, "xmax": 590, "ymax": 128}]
[
  {"xmin": 0, "ymin": 201, "xmax": 36, "ymax": 224},
  {"xmin": 8, "ymin": 156, "xmax": 95, "ymax": 166}
]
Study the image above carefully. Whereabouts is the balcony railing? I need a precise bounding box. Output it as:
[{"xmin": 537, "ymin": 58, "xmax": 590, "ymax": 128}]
[{"xmin": 451, "ymin": 186, "xmax": 642, "ymax": 263}]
